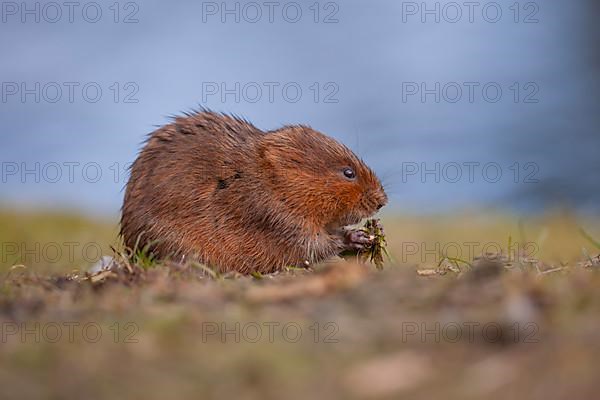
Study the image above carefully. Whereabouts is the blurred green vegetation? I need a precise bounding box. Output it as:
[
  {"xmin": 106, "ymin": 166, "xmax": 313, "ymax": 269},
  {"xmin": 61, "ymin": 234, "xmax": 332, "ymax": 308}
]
[
  {"xmin": 0, "ymin": 208, "xmax": 118, "ymax": 273},
  {"xmin": 1, "ymin": 207, "xmax": 598, "ymax": 274},
  {"xmin": 383, "ymin": 209, "xmax": 600, "ymax": 267}
]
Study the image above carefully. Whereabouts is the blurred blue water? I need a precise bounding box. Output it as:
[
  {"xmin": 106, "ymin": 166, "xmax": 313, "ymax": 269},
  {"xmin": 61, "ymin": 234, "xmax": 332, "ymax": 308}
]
[{"xmin": 0, "ymin": 0, "xmax": 598, "ymax": 217}]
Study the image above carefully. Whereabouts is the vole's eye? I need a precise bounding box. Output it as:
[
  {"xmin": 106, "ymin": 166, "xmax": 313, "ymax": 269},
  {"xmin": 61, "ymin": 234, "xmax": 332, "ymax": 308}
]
[{"xmin": 343, "ymin": 167, "xmax": 356, "ymax": 180}]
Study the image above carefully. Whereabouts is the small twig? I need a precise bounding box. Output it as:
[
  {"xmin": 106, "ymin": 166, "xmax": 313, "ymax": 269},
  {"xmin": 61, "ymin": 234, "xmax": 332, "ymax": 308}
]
[{"xmin": 540, "ymin": 266, "xmax": 564, "ymax": 275}]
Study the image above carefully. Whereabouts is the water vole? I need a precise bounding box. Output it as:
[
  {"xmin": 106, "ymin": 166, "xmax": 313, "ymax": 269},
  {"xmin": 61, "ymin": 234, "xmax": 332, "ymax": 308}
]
[{"xmin": 120, "ymin": 111, "xmax": 387, "ymax": 273}]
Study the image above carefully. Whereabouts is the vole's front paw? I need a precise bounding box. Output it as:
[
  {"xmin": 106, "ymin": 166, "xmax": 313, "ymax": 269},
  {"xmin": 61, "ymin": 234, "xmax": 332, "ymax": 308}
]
[{"xmin": 343, "ymin": 228, "xmax": 373, "ymax": 252}]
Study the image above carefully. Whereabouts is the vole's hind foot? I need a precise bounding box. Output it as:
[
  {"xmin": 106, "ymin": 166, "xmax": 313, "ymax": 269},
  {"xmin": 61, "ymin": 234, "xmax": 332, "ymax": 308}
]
[{"xmin": 343, "ymin": 228, "xmax": 374, "ymax": 252}]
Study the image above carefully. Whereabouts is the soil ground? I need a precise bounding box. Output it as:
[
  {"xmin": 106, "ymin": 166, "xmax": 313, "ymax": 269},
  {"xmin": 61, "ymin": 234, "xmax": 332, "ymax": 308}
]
[{"xmin": 0, "ymin": 209, "xmax": 599, "ymax": 400}]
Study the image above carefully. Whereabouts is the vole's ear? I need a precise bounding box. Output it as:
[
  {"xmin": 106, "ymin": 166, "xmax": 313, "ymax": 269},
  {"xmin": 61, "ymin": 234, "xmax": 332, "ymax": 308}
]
[
  {"xmin": 258, "ymin": 134, "xmax": 279, "ymax": 166},
  {"xmin": 258, "ymin": 129, "xmax": 306, "ymax": 185},
  {"xmin": 257, "ymin": 134, "xmax": 286, "ymax": 181},
  {"xmin": 258, "ymin": 128, "xmax": 299, "ymax": 167}
]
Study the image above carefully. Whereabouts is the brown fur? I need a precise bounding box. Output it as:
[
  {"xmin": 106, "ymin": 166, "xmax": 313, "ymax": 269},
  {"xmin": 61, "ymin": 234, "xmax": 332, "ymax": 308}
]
[{"xmin": 120, "ymin": 111, "xmax": 387, "ymax": 274}]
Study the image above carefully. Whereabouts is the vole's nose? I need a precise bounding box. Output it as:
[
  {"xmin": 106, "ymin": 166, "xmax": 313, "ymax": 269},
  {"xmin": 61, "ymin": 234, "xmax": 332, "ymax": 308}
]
[
  {"xmin": 376, "ymin": 190, "xmax": 388, "ymax": 211},
  {"xmin": 371, "ymin": 186, "xmax": 388, "ymax": 211}
]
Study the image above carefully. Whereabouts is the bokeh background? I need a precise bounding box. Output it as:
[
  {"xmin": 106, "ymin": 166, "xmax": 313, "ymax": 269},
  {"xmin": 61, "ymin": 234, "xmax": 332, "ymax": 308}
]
[
  {"xmin": 1, "ymin": 4, "xmax": 600, "ymax": 399},
  {"xmin": 1, "ymin": 0, "xmax": 599, "ymax": 217}
]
